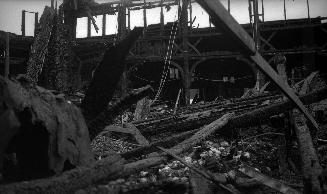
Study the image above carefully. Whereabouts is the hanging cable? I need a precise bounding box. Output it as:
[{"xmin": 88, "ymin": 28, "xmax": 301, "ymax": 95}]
[{"xmin": 152, "ymin": 7, "xmax": 180, "ymax": 104}]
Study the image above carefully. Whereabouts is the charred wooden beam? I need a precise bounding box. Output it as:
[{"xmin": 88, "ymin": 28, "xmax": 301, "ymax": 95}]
[
  {"xmin": 39, "ymin": 12, "xmax": 80, "ymax": 92},
  {"xmin": 25, "ymin": 6, "xmax": 55, "ymax": 83},
  {"xmin": 136, "ymin": 94, "xmax": 282, "ymax": 136},
  {"xmin": 81, "ymin": 27, "xmax": 143, "ymax": 122},
  {"xmin": 169, "ymin": 113, "xmax": 233, "ymax": 154},
  {"xmin": 158, "ymin": 146, "xmax": 239, "ymax": 193},
  {"xmin": 227, "ymin": 87, "xmax": 327, "ymax": 132},
  {"xmin": 292, "ymin": 110, "xmax": 324, "ymax": 193},
  {"xmin": 133, "ymin": 87, "xmax": 326, "ymax": 140},
  {"xmin": 121, "ymin": 129, "xmax": 197, "ymax": 159},
  {"xmin": 120, "ymin": 113, "xmax": 232, "ymax": 178}
]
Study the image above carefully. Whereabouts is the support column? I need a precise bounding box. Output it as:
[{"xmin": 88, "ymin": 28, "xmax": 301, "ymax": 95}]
[
  {"xmin": 102, "ymin": 14, "xmax": 106, "ymax": 36},
  {"xmin": 228, "ymin": 0, "xmax": 230, "ymax": 12},
  {"xmin": 127, "ymin": 8, "xmax": 131, "ymax": 30},
  {"xmin": 118, "ymin": 4, "xmax": 127, "ymax": 39},
  {"xmin": 189, "ymin": 1, "xmax": 192, "ymax": 27},
  {"xmin": 253, "ymin": 0, "xmax": 260, "ymax": 50},
  {"xmin": 181, "ymin": 0, "xmax": 191, "ymax": 105},
  {"xmin": 283, "ymin": 0, "xmax": 287, "ymax": 21},
  {"xmin": 87, "ymin": 17, "xmax": 91, "ymax": 37},
  {"xmin": 34, "ymin": 12, "xmax": 39, "ymax": 36},
  {"xmin": 160, "ymin": 0, "xmax": 164, "ymax": 31},
  {"xmin": 143, "ymin": 0, "xmax": 147, "ymax": 27},
  {"xmin": 22, "ymin": 10, "xmax": 26, "ymax": 36},
  {"xmin": 306, "ymin": 0, "xmax": 310, "ymax": 19},
  {"xmin": 253, "ymin": 0, "xmax": 265, "ymax": 89},
  {"xmin": 118, "ymin": 3, "xmax": 128, "ymax": 97},
  {"xmin": 261, "ymin": 0, "xmax": 264, "ymax": 22}
]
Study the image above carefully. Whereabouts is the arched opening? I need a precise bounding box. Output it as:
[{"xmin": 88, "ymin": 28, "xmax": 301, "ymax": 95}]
[{"xmin": 192, "ymin": 58, "xmax": 256, "ymax": 101}]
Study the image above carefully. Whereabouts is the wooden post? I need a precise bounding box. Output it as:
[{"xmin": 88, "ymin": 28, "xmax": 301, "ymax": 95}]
[
  {"xmin": 143, "ymin": 0, "xmax": 147, "ymax": 27},
  {"xmin": 261, "ymin": 0, "xmax": 264, "ymax": 22},
  {"xmin": 253, "ymin": 0, "xmax": 265, "ymax": 89},
  {"xmin": 160, "ymin": 0, "xmax": 164, "ymax": 30},
  {"xmin": 127, "ymin": 8, "xmax": 131, "ymax": 30},
  {"xmin": 228, "ymin": 0, "xmax": 230, "ymax": 13},
  {"xmin": 182, "ymin": 0, "xmax": 191, "ymax": 105},
  {"xmin": 34, "ymin": 12, "xmax": 39, "ymax": 37},
  {"xmin": 102, "ymin": 14, "xmax": 106, "ymax": 36},
  {"xmin": 117, "ymin": 3, "xmax": 128, "ymax": 97},
  {"xmin": 5, "ymin": 32, "xmax": 9, "ymax": 78},
  {"xmin": 118, "ymin": 4, "xmax": 127, "ymax": 40},
  {"xmin": 253, "ymin": 0, "xmax": 260, "ymax": 50},
  {"xmin": 209, "ymin": 16, "xmax": 212, "ymax": 27},
  {"xmin": 22, "ymin": 10, "xmax": 26, "ymax": 36},
  {"xmin": 87, "ymin": 17, "xmax": 91, "ymax": 37},
  {"xmin": 189, "ymin": 1, "xmax": 193, "ymax": 28},
  {"xmin": 306, "ymin": 0, "xmax": 310, "ymax": 19},
  {"xmin": 248, "ymin": 0, "xmax": 252, "ymax": 24},
  {"xmin": 283, "ymin": 0, "xmax": 286, "ymax": 21},
  {"xmin": 51, "ymin": 0, "xmax": 54, "ymax": 9}
]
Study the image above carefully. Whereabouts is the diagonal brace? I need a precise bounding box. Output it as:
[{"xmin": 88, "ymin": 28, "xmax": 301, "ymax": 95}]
[{"xmin": 196, "ymin": 0, "xmax": 319, "ymax": 130}]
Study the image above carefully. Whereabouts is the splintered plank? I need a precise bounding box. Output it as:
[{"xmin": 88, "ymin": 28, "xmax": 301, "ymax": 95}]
[
  {"xmin": 25, "ymin": 6, "xmax": 55, "ymax": 83},
  {"xmin": 196, "ymin": 0, "xmax": 318, "ymax": 130}
]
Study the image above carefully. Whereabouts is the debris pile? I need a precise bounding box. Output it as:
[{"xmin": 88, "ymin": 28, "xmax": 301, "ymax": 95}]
[{"xmin": 0, "ymin": 0, "xmax": 327, "ymax": 193}]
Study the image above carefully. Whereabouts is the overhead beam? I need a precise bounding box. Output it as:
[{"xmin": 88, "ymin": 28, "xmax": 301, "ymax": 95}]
[{"xmin": 196, "ymin": 0, "xmax": 319, "ymax": 130}]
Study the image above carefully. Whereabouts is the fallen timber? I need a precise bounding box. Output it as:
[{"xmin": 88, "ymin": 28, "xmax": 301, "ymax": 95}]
[
  {"xmin": 81, "ymin": 27, "xmax": 144, "ymax": 122},
  {"xmin": 122, "ymin": 87, "xmax": 327, "ymax": 160},
  {"xmin": 117, "ymin": 87, "xmax": 327, "ymax": 181},
  {"xmin": 0, "ymin": 114, "xmax": 232, "ymax": 194},
  {"xmin": 134, "ymin": 93, "xmax": 283, "ymax": 136},
  {"xmin": 1, "ymin": 88, "xmax": 326, "ymax": 193},
  {"xmin": 292, "ymin": 110, "xmax": 324, "ymax": 193}
]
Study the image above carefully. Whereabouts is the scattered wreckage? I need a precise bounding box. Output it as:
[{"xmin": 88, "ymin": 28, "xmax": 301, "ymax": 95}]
[{"xmin": 0, "ymin": 0, "xmax": 327, "ymax": 194}]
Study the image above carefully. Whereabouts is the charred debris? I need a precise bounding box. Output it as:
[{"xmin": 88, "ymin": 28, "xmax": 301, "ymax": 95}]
[{"xmin": 0, "ymin": 0, "xmax": 327, "ymax": 193}]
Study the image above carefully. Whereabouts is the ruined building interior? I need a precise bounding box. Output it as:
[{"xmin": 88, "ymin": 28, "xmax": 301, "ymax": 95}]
[{"xmin": 0, "ymin": 0, "xmax": 327, "ymax": 193}]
